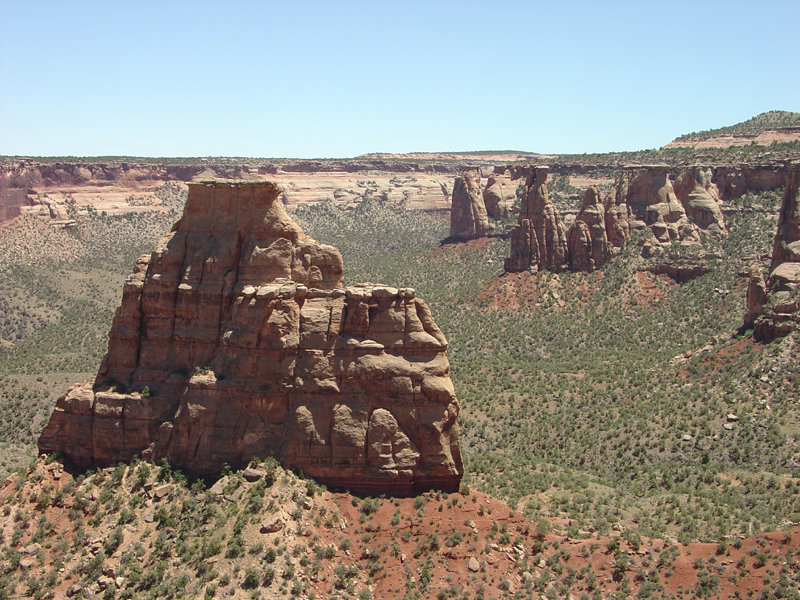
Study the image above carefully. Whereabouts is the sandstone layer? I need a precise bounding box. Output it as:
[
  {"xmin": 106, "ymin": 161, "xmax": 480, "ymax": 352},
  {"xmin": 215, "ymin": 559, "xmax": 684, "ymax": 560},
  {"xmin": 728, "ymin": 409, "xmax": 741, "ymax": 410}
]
[
  {"xmin": 567, "ymin": 186, "xmax": 612, "ymax": 272},
  {"xmin": 624, "ymin": 166, "xmax": 700, "ymax": 246},
  {"xmin": 38, "ymin": 181, "xmax": 463, "ymax": 495},
  {"xmin": 482, "ymin": 167, "xmax": 516, "ymax": 220},
  {"xmin": 673, "ymin": 167, "xmax": 728, "ymax": 237},
  {"xmin": 0, "ymin": 189, "xmax": 28, "ymax": 223},
  {"xmin": 751, "ymin": 163, "xmax": 800, "ymax": 341},
  {"xmin": 504, "ymin": 167, "xmax": 568, "ymax": 272},
  {"xmin": 449, "ymin": 168, "xmax": 489, "ymax": 240}
]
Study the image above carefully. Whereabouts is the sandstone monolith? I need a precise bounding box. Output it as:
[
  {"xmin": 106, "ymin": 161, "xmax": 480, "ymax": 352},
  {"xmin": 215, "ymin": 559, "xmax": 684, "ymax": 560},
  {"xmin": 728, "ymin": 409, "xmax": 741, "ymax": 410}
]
[
  {"xmin": 568, "ymin": 186, "xmax": 611, "ymax": 272},
  {"xmin": 450, "ymin": 168, "xmax": 489, "ymax": 240},
  {"xmin": 504, "ymin": 166, "xmax": 567, "ymax": 272},
  {"xmin": 39, "ymin": 180, "xmax": 463, "ymax": 495}
]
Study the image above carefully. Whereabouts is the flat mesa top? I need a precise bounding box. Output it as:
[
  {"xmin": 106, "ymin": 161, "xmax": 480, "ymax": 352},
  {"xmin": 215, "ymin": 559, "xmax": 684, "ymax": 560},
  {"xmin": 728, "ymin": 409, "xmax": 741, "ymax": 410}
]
[{"xmin": 191, "ymin": 179, "xmax": 282, "ymax": 188}]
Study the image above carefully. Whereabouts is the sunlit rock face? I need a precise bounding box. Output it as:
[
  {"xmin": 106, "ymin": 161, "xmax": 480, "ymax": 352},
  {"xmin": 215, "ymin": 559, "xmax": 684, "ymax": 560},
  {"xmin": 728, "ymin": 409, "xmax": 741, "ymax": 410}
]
[
  {"xmin": 751, "ymin": 163, "xmax": 800, "ymax": 341},
  {"xmin": 39, "ymin": 180, "xmax": 462, "ymax": 495}
]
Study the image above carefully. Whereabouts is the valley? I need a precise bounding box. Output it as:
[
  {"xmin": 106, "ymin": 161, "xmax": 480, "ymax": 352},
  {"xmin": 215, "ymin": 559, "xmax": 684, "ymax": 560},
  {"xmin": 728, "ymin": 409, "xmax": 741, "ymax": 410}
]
[{"xmin": 0, "ymin": 111, "xmax": 799, "ymax": 599}]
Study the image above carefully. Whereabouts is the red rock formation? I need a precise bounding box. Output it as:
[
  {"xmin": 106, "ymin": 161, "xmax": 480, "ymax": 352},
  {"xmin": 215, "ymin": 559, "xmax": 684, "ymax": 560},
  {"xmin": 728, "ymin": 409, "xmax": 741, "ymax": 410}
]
[
  {"xmin": 604, "ymin": 175, "xmax": 631, "ymax": 256},
  {"xmin": 482, "ymin": 167, "xmax": 516, "ymax": 220},
  {"xmin": 450, "ymin": 168, "xmax": 489, "ymax": 240},
  {"xmin": 753, "ymin": 163, "xmax": 800, "ymax": 341},
  {"xmin": 568, "ymin": 186, "xmax": 611, "ymax": 272},
  {"xmin": 504, "ymin": 167, "xmax": 568, "ymax": 273},
  {"xmin": 39, "ymin": 180, "xmax": 462, "ymax": 495},
  {"xmin": 0, "ymin": 189, "xmax": 28, "ymax": 223},
  {"xmin": 673, "ymin": 167, "xmax": 728, "ymax": 237},
  {"xmin": 744, "ymin": 265, "xmax": 767, "ymax": 330},
  {"xmin": 623, "ymin": 166, "xmax": 700, "ymax": 256}
]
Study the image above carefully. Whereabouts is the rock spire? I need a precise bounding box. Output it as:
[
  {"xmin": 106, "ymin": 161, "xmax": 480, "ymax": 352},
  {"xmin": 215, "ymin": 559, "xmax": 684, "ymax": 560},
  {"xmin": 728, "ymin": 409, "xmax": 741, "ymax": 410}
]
[
  {"xmin": 504, "ymin": 166, "xmax": 568, "ymax": 273},
  {"xmin": 449, "ymin": 168, "xmax": 489, "ymax": 240}
]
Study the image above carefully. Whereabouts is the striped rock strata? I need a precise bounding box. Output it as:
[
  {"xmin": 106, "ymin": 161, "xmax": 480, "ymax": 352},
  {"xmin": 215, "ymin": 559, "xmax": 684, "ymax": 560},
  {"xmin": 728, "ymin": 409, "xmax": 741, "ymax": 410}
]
[{"xmin": 39, "ymin": 180, "xmax": 462, "ymax": 494}]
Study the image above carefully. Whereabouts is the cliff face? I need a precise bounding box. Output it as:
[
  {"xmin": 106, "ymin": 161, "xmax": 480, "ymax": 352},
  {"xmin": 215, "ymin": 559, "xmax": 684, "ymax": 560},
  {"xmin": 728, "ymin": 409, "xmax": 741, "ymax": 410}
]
[
  {"xmin": 751, "ymin": 163, "xmax": 800, "ymax": 341},
  {"xmin": 673, "ymin": 167, "xmax": 728, "ymax": 237},
  {"xmin": 504, "ymin": 167, "xmax": 568, "ymax": 273},
  {"xmin": 0, "ymin": 189, "xmax": 28, "ymax": 223},
  {"xmin": 568, "ymin": 186, "xmax": 612, "ymax": 272},
  {"xmin": 449, "ymin": 168, "xmax": 489, "ymax": 240},
  {"xmin": 482, "ymin": 167, "xmax": 516, "ymax": 220},
  {"xmin": 624, "ymin": 166, "xmax": 700, "ymax": 245},
  {"xmin": 39, "ymin": 181, "xmax": 462, "ymax": 495}
]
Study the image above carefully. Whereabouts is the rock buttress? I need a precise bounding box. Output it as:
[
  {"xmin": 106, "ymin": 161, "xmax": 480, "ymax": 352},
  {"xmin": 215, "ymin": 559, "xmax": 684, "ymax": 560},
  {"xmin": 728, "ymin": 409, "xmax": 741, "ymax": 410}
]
[
  {"xmin": 752, "ymin": 163, "xmax": 800, "ymax": 341},
  {"xmin": 39, "ymin": 180, "xmax": 462, "ymax": 495},
  {"xmin": 504, "ymin": 166, "xmax": 567, "ymax": 273},
  {"xmin": 449, "ymin": 168, "xmax": 489, "ymax": 240}
]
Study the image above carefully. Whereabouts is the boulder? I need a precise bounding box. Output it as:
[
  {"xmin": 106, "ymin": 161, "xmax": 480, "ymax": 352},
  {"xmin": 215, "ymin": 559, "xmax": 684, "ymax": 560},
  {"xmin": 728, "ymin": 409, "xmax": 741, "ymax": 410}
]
[
  {"xmin": 38, "ymin": 180, "xmax": 462, "ymax": 496},
  {"xmin": 450, "ymin": 168, "xmax": 489, "ymax": 240},
  {"xmin": 260, "ymin": 513, "xmax": 286, "ymax": 533}
]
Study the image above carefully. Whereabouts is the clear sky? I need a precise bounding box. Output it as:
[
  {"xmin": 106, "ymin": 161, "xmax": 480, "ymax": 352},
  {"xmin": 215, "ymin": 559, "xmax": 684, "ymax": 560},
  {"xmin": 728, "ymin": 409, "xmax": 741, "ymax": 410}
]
[{"xmin": 1, "ymin": 0, "xmax": 797, "ymax": 158}]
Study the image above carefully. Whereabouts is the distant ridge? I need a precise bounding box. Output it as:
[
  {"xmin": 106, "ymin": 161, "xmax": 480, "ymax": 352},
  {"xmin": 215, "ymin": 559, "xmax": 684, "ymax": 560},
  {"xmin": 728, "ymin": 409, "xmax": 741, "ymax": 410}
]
[{"xmin": 666, "ymin": 110, "xmax": 800, "ymax": 149}]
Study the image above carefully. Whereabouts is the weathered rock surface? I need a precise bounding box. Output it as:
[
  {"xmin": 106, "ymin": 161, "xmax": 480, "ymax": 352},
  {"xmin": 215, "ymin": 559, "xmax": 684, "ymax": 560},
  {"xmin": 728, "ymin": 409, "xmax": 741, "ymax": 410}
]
[
  {"xmin": 504, "ymin": 167, "xmax": 568, "ymax": 273},
  {"xmin": 567, "ymin": 186, "xmax": 612, "ymax": 272},
  {"xmin": 744, "ymin": 265, "xmax": 768, "ymax": 329},
  {"xmin": 450, "ymin": 168, "xmax": 489, "ymax": 240},
  {"xmin": 624, "ymin": 166, "xmax": 700, "ymax": 246},
  {"xmin": 604, "ymin": 175, "xmax": 632, "ymax": 256},
  {"xmin": 482, "ymin": 167, "xmax": 516, "ymax": 220},
  {"xmin": 752, "ymin": 163, "xmax": 800, "ymax": 341},
  {"xmin": 0, "ymin": 189, "xmax": 28, "ymax": 223},
  {"xmin": 674, "ymin": 167, "xmax": 728, "ymax": 237},
  {"xmin": 39, "ymin": 180, "xmax": 462, "ymax": 495}
]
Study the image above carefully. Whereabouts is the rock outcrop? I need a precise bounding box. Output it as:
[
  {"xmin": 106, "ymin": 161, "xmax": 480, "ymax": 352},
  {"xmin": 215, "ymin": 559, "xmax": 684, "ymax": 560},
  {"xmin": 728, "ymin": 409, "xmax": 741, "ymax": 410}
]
[
  {"xmin": 625, "ymin": 166, "xmax": 700, "ymax": 246},
  {"xmin": 0, "ymin": 189, "xmax": 28, "ymax": 223},
  {"xmin": 39, "ymin": 180, "xmax": 463, "ymax": 495},
  {"xmin": 604, "ymin": 175, "xmax": 632, "ymax": 255},
  {"xmin": 504, "ymin": 167, "xmax": 568, "ymax": 272},
  {"xmin": 673, "ymin": 167, "xmax": 728, "ymax": 237},
  {"xmin": 482, "ymin": 167, "xmax": 516, "ymax": 220},
  {"xmin": 751, "ymin": 163, "xmax": 800, "ymax": 341},
  {"xmin": 449, "ymin": 168, "xmax": 489, "ymax": 240},
  {"xmin": 568, "ymin": 186, "xmax": 612, "ymax": 272}
]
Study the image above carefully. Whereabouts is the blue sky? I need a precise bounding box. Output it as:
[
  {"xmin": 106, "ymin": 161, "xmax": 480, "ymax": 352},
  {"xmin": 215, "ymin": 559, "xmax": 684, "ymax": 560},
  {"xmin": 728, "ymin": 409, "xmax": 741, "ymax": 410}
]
[{"xmin": 1, "ymin": 0, "xmax": 797, "ymax": 158}]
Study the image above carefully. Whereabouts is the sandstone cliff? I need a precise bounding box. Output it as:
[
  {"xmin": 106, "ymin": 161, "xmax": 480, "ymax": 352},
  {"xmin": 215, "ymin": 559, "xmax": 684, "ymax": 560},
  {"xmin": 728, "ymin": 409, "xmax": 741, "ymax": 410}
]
[
  {"xmin": 0, "ymin": 189, "xmax": 28, "ymax": 223},
  {"xmin": 567, "ymin": 186, "xmax": 612, "ymax": 272},
  {"xmin": 504, "ymin": 167, "xmax": 568, "ymax": 272},
  {"xmin": 482, "ymin": 167, "xmax": 516, "ymax": 220},
  {"xmin": 604, "ymin": 175, "xmax": 632, "ymax": 255},
  {"xmin": 673, "ymin": 167, "xmax": 728, "ymax": 237},
  {"xmin": 624, "ymin": 166, "xmax": 699, "ymax": 245},
  {"xmin": 449, "ymin": 168, "xmax": 489, "ymax": 240},
  {"xmin": 751, "ymin": 163, "xmax": 800, "ymax": 341},
  {"xmin": 38, "ymin": 180, "xmax": 463, "ymax": 495}
]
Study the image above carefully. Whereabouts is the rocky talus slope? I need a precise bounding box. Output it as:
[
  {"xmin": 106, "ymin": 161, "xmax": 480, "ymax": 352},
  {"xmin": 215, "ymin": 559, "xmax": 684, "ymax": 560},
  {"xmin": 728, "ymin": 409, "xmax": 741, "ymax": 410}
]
[
  {"xmin": 38, "ymin": 180, "xmax": 462, "ymax": 494},
  {"xmin": 748, "ymin": 162, "xmax": 800, "ymax": 340}
]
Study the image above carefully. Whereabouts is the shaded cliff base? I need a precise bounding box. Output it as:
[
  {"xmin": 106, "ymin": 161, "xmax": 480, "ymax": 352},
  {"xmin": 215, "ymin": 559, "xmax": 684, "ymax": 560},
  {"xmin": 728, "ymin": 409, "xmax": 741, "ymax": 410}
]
[{"xmin": 2, "ymin": 457, "xmax": 799, "ymax": 600}]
